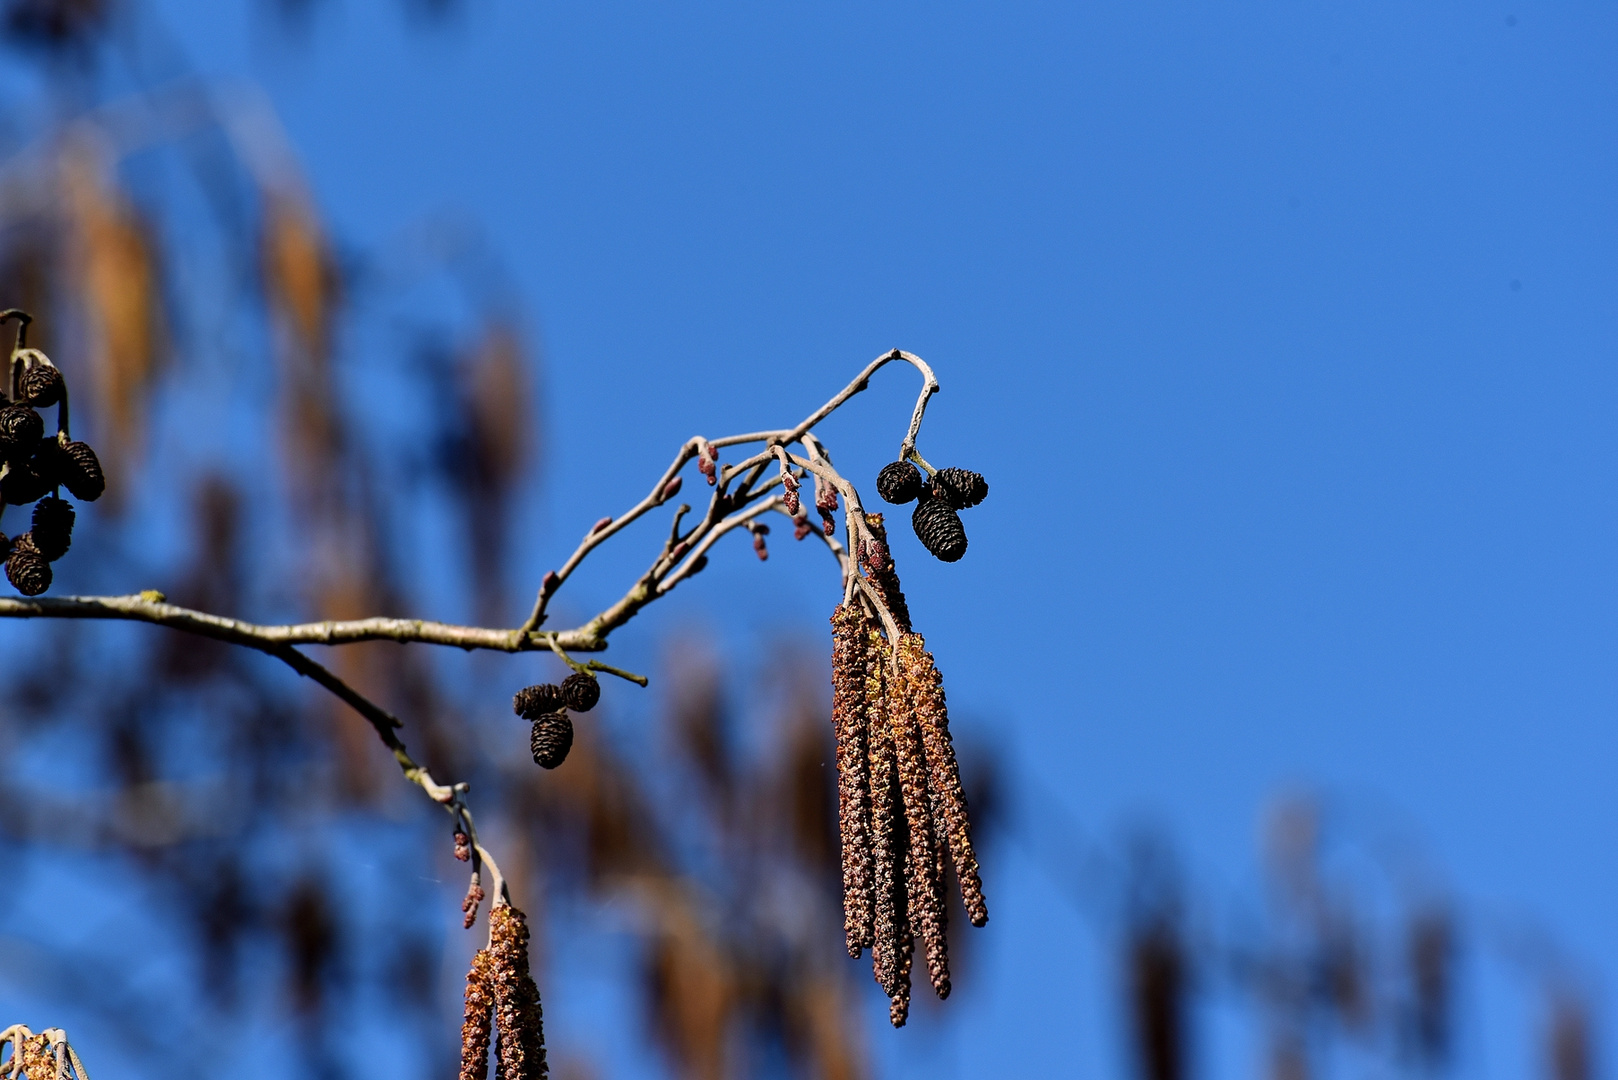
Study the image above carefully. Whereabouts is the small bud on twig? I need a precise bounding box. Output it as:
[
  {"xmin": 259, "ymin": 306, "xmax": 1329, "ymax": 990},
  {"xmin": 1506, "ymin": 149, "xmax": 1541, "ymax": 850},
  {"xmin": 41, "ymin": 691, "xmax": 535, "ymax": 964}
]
[
  {"xmin": 540, "ymin": 571, "xmax": 560, "ymax": 597},
  {"xmin": 454, "ymin": 831, "xmax": 472, "ymax": 862},
  {"xmin": 661, "ymin": 475, "xmax": 683, "ymax": 501},
  {"xmin": 462, "ymin": 872, "xmax": 486, "ymax": 929},
  {"xmin": 590, "ymin": 516, "xmax": 612, "ymax": 535}
]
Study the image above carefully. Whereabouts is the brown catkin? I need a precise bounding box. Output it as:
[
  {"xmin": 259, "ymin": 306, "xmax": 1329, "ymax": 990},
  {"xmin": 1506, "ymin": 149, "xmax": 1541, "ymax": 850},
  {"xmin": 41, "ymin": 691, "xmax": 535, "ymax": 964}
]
[
  {"xmin": 830, "ymin": 603, "xmax": 875, "ymax": 957},
  {"xmin": 889, "ymin": 647, "xmax": 950, "ymax": 999},
  {"xmin": 858, "ymin": 514, "xmax": 913, "ymax": 633},
  {"xmin": 888, "ymin": 841, "xmax": 915, "ymax": 1028},
  {"xmin": 864, "ymin": 628, "xmax": 911, "ymax": 1001},
  {"xmin": 489, "ymin": 904, "xmax": 548, "ymax": 1080},
  {"xmin": 899, "ymin": 633, "xmax": 988, "ymax": 928},
  {"xmin": 461, "ymin": 948, "xmax": 497, "ymax": 1080}
]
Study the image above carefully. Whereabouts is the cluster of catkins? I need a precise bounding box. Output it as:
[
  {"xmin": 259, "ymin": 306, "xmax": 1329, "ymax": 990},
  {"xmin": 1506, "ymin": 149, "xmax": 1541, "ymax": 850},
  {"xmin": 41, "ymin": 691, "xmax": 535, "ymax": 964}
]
[
  {"xmin": 830, "ymin": 564, "xmax": 987, "ymax": 1026},
  {"xmin": 460, "ymin": 903, "xmax": 548, "ymax": 1080},
  {"xmin": 875, "ymin": 460, "xmax": 987, "ymax": 562},
  {"xmin": 512, "ymin": 672, "xmax": 601, "ymax": 769},
  {"xmin": 0, "ymin": 353, "xmax": 103, "ymax": 595}
]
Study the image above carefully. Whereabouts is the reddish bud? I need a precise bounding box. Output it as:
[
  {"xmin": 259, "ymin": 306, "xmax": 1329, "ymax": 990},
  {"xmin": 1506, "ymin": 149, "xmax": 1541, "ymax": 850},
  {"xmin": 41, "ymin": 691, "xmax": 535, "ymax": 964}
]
[
  {"xmin": 453, "ymin": 831, "xmax": 471, "ymax": 862},
  {"xmin": 670, "ymin": 541, "xmax": 690, "ymax": 562},
  {"xmin": 540, "ymin": 570, "xmax": 561, "ymax": 596},
  {"xmin": 784, "ymin": 489, "xmax": 801, "ymax": 515},
  {"xmin": 462, "ymin": 873, "xmax": 485, "ymax": 929},
  {"xmin": 794, "ymin": 517, "xmax": 813, "ymax": 541},
  {"xmin": 661, "ymin": 476, "xmax": 683, "ymax": 501},
  {"xmin": 753, "ymin": 535, "xmax": 768, "ymax": 561},
  {"xmin": 822, "ymin": 516, "xmax": 836, "ymax": 537},
  {"xmin": 590, "ymin": 516, "xmax": 612, "ymax": 535}
]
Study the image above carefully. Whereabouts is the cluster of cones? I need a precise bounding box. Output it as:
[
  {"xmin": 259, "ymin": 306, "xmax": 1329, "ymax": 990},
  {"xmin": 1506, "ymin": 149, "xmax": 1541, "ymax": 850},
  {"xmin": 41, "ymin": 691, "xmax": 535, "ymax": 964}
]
[
  {"xmin": 0, "ymin": 348, "xmax": 103, "ymax": 595},
  {"xmin": 875, "ymin": 460, "xmax": 987, "ymax": 563},
  {"xmin": 459, "ymin": 903, "xmax": 548, "ymax": 1080},
  {"xmin": 513, "ymin": 672, "xmax": 601, "ymax": 769},
  {"xmin": 830, "ymin": 598, "xmax": 987, "ymax": 1027}
]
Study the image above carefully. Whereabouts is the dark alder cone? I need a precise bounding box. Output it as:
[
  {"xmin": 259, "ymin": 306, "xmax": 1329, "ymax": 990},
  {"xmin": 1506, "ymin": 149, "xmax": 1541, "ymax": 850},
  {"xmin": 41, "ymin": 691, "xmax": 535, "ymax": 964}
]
[
  {"xmin": 460, "ymin": 948, "xmax": 496, "ymax": 1080},
  {"xmin": 530, "ymin": 712, "xmax": 574, "ymax": 769},
  {"xmin": 58, "ymin": 440, "xmax": 104, "ymax": 502},
  {"xmin": 513, "ymin": 683, "xmax": 564, "ymax": 719},
  {"xmin": 6, "ymin": 535, "xmax": 50, "ymax": 595},
  {"xmin": 1, "ymin": 458, "xmax": 51, "ymax": 505},
  {"xmin": 489, "ymin": 904, "xmax": 548, "ymax": 1080},
  {"xmin": 876, "ymin": 460, "xmax": 924, "ymax": 505},
  {"xmin": 561, "ymin": 671, "xmax": 600, "ymax": 712},
  {"xmin": 0, "ymin": 405, "xmax": 42, "ymax": 461},
  {"xmin": 932, "ymin": 467, "xmax": 989, "ymax": 509},
  {"xmin": 30, "ymin": 495, "xmax": 74, "ymax": 561},
  {"xmin": 17, "ymin": 364, "xmax": 63, "ymax": 407},
  {"xmin": 912, "ymin": 499, "xmax": 968, "ymax": 562}
]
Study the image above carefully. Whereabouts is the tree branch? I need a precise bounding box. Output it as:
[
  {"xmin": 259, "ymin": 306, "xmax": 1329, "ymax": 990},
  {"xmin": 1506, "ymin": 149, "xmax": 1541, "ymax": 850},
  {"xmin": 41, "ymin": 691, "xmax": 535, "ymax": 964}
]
[{"xmin": 0, "ymin": 351, "xmax": 945, "ymax": 930}]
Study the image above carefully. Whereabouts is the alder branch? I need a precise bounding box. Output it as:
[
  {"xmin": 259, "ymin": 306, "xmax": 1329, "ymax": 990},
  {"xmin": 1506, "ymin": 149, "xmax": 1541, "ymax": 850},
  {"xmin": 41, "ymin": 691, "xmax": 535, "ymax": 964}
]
[{"xmin": 0, "ymin": 350, "xmax": 944, "ymax": 933}]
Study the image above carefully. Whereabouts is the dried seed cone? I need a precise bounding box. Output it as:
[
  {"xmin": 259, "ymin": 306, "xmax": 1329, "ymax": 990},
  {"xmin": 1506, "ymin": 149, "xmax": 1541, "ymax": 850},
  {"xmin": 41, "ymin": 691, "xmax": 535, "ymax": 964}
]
[
  {"xmin": 6, "ymin": 534, "xmax": 50, "ymax": 596},
  {"xmin": 561, "ymin": 672, "xmax": 600, "ymax": 712},
  {"xmin": 530, "ymin": 712, "xmax": 574, "ymax": 769},
  {"xmin": 889, "ymin": 654, "xmax": 950, "ymax": 999},
  {"xmin": 831, "ymin": 603, "xmax": 875, "ymax": 957},
  {"xmin": 1, "ymin": 458, "xmax": 50, "ymax": 505},
  {"xmin": 864, "ymin": 629, "xmax": 905, "ymax": 997},
  {"xmin": 461, "ymin": 948, "xmax": 497, "ymax": 1080},
  {"xmin": 899, "ymin": 633, "xmax": 988, "ymax": 927},
  {"xmin": 912, "ymin": 498, "xmax": 968, "ymax": 562},
  {"xmin": 876, "ymin": 460, "xmax": 924, "ymax": 505},
  {"xmin": 489, "ymin": 904, "xmax": 548, "ymax": 1080},
  {"xmin": 60, "ymin": 440, "xmax": 104, "ymax": 502},
  {"xmin": 513, "ymin": 683, "xmax": 564, "ymax": 719},
  {"xmin": 31, "ymin": 495, "xmax": 74, "ymax": 561},
  {"xmin": 18, "ymin": 363, "xmax": 63, "ymax": 407},
  {"xmin": 933, "ymin": 467, "xmax": 989, "ymax": 509},
  {"xmin": 0, "ymin": 404, "xmax": 42, "ymax": 460}
]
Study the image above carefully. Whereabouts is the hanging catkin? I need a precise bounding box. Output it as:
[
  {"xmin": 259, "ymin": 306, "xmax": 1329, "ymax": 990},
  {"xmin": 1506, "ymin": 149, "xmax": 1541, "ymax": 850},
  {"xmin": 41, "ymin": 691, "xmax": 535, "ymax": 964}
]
[
  {"xmin": 889, "ymin": 649, "xmax": 950, "ymax": 1000},
  {"xmin": 489, "ymin": 904, "xmax": 548, "ymax": 1079},
  {"xmin": 460, "ymin": 948, "xmax": 497, "ymax": 1080},
  {"xmin": 898, "ymin": 632, "xmax": 988, "ymax": 928},
  {"xmin": 864, "ymin": 628, "xmax": 904, "ymax": 999},
  {"xmin": 889, "ymin": 833, "xmax": 915, "ymax": 1028},
  {"xmin": 858, "ymin": 514, "xmax": 913, "ymax": 634},
  {"xmin": 830, "ymin": 602, "xmax": 875, "ymax": 957}
]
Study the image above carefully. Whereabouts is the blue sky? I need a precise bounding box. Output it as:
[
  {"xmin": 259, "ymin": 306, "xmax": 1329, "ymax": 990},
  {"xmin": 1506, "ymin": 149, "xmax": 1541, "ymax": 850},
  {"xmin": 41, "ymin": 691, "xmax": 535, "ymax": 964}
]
[{"xmin": 143, "ymin": 2, "xmax": 1618, "ymax": 1076}]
